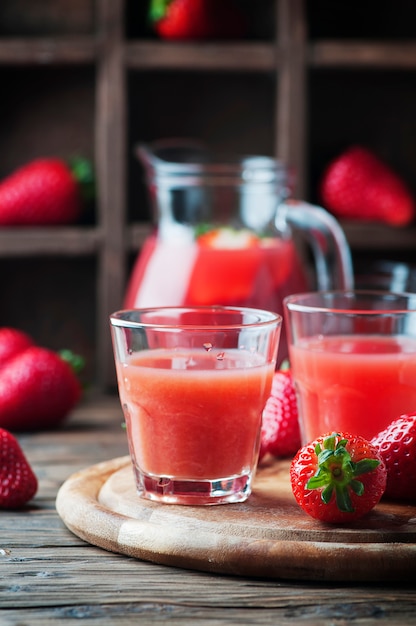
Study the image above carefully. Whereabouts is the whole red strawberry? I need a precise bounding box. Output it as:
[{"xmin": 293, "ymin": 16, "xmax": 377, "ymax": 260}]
[
  {"xmin": 319, "ymin": 146, "xmax": 415, "ymax": 226},
  {"xmin": 0, "ymin": 157, "xmax": 93, "ymax": 225},
  {"xmin": 0, "ymin": 327, "xmax": 34, "ymax": 368},
  {"xmin": 290, "ymin": 432, "xmax": 386, "ymax": 523},
  {"xmin": 0, "ymin": 428, "xmax": 38, "ymax": 509},
  {"xmin": 371, "ymin": 414, "xmax": 416, "ymax": 503},
  {"xmin": 0, "ymin": 347, "xmax": 83, "ymax": 431},
  {"xmin": 259, "ymin": 368, "xmax": 301, "ymax": 462},
  {"xmin": 149, "ymin": 0, "xmax": 246, "ymax": 40}
]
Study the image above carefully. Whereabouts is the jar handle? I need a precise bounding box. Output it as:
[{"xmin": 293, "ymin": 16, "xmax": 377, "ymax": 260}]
[{"xmin": 276, "ymin": 200, "xmax": 354, "ymax": 291}]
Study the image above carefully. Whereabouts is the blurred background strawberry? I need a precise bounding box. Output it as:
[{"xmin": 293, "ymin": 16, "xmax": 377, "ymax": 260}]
[
  {"xmin": 319, "ymin": 146, "xmax": 415, "ymax": 227},
  {"xmin": 148, "ymin": 0, "xmax": 247, "ymax": 40},
  {"xmin": 0, "ymin": 326, "xmax": 84, "ymax": 432},
  {"xmin": 0, "ymin": 156, "xmax": 94, "ymax": 226},
  {"xmin": 259, "ymin": 366, "xmax": 301, "ymax": 463}
]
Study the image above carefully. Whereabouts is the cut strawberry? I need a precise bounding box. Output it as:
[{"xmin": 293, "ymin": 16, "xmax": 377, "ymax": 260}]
[{"xmin": 196, "ymin": 227, "xmax": 261, "ymax": 249}]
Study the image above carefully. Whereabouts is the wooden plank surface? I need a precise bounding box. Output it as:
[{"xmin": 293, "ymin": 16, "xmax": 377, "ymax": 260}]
[{"xmin": 1, "ymin": 393, "xmax": 415, "ymax": 625}]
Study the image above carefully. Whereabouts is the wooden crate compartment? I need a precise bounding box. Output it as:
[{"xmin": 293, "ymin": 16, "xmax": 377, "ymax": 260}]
[
  {"xmin": 0, "ymin": 256, "xmax": 97, "ymax": 385},
  {"xmin": 0, "ymin": 0, "xmax": 95, "ymax": 37},
  {"xmin": 124, "ymin": 0, "xmax": 276, "ymax": 41},
  {"xmin": 308, "ymin": 69, "xmax": 416, "ymax": 203},
  {"xmin": 307, "ymin": 0, "xmax": 416, "ymax": 40},
  {"xmin": 0, "ymin": 0, "xmax": 415, "ymax": 391},
  {"xmin": 127, "ymin": 70, "xmax": 277, "ymax": 223}
]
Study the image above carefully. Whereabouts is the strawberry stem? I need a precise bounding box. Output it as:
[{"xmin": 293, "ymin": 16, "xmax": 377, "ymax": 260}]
[{"xmin": 306, "ymin": 432, "xmax": 380, "ymax": 513}]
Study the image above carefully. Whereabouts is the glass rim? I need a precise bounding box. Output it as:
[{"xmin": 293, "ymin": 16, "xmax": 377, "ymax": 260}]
[
  {"xmin": 110, "ymin": 305, "xmax": 282, "ymax": 330},
  {"xmin": 284, "ymin": 290, "xmax": 416, "ymax": 315}
]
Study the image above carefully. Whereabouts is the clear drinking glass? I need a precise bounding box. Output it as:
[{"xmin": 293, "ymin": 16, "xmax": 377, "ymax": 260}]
[
  {"xmin": 110, "ymin": 306, "xmax": 281, "ymax": 505},
  {"xmin": 284, "ymin": 290, "xmax": 416, "ymax": 443}
]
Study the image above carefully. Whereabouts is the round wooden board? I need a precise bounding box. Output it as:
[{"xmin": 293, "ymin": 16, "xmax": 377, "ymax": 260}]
[{"xmin": 56, "ymin": 456, "xmax": 416, "ymax": 582}]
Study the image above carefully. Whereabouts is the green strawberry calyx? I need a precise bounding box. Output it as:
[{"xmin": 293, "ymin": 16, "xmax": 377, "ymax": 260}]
[
  {"xmin": 59, "ymin": 349, "xmax": 85, "ymax": 377},
  {"xmin": 68, "ymin": 157, "xmax": 95, "ymax": 205},
  {"xmin": 306, "ymin": 433, "xmax": 380, "ymax": 513},
  {"xmin": 149, "ymin": 0, "xmax": 172, "ymax": 23}
]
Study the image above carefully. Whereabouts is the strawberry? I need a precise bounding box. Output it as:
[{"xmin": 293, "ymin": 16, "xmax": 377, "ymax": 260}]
[
  {"xmin": 0, "ymin": 327, "xmax": 34, "ymax": 368},
  {"xmin": 0, "ymin": 428, "xmax": 38, "ymax": 509},
  {"xmin": 319, "ymin": 146, "xmax": 415, "ymax": 226},
  {"xmin": 149, "ymin": 0, "xmax": 246, "ymax": 41},
  {"xmin": 371, "ymin": 414, "xmax": 416, "ymax": 503},
  {"xmin": 290, "ymin": 432, "xmax": 387, "ymax": 523},
  {"xmin": 259, "ymin": 368, "xmax": 301, "ymax": 462},
  {"xmin": 0, "ymin": 157, "xmax": 94, "ymax": 226},
  {"xmin": 0, "ymin": 347, "xmax": 83, "ymax": 432},
  {"xmin": 196, "ymin": 227, "xmax": 260, "ymax": 249}
]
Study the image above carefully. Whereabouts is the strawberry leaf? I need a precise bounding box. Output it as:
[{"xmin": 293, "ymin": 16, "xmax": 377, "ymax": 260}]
[
  {"xmin": 149, "ymin": 0, "xmax": 171, "ymax": 22},
  {"xmin": 350, "ymin": 479, "xmax": 365, "ymax": 496},
  {"xmin": 305, "ymin": 432, "xmax": 380, "ymax": 514},
  {"xmin": 68, "ymin": 157, "xmax": 95, "ymax": 204},
  {"xmin": 59, "ymin": 349, "xmax": 85, "ymax": 376},
  {"xmin": 335, "ymin": 485, "xmax": 354, "ymax": 513},
  {"xmin": 322, "ymin": 483, "xmax": 334, "ymax": 504},
  {"xmin": 353, "ymin": 458, "xmax": 381, "ymax": 475}
]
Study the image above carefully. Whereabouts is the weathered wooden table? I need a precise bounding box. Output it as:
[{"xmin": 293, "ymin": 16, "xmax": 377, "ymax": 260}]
[{"xmin": 2, "ymin": 394, "xmax": 415, "ymax": 625}]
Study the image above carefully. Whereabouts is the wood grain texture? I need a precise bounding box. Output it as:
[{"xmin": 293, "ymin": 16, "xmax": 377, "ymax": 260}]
[
  {"xmin": 56, "ymin": 455, "xmax": 416, "ymax": 583},
  {"xmin": 1, "ymin": 393, "xmax": 416, "ymax": 625}
]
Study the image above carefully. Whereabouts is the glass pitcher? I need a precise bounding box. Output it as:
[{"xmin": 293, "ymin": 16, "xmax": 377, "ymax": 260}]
[{"xmin": 124, "ymin": 139, "xmax": 353, "ymax": 363}]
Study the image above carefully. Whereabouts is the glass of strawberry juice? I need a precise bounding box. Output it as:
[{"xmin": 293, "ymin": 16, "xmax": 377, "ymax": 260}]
[
  {"xmin": 284, "ymin": 291, "xmax": 416, "ymax": 443},
  {"xmin": 110, "ymin": 306, "xmax": 281, "ymax": 505}
]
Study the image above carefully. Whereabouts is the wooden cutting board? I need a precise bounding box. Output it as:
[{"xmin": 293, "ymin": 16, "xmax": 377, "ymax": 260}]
[{"xmin": 56, "ymin": 456, "xmax": 416, "ymax": 582}]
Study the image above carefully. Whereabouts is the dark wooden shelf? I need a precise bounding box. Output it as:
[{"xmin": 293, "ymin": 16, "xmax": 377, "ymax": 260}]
[
  {"xmin": 0, "ymin": 220, "xmax": 411, "ymax": 259},
  {"xmin": 125, "ymin": 41, "xmax": 277, "ymax": 71},
  {"xmin": 1, "ymin": 0, "xmax": 416, "ymax": 391},
  {"xmin": 0, "ymin": 227, "xmax": 101, "ymax": 256},
  {"xmin": 341, "ymin": 221, "xmax": 416, "ymax": 251},
  {"xmin": 310, "ymin": 40, "xmax": 416, "ymax": 68},
  {"xmin": 3, "ymin": 37, "xmax": 416, "ymax": 71},
  {"xmin": 0, "ymin": 37, "xmax": 96, "ymax": 64}
]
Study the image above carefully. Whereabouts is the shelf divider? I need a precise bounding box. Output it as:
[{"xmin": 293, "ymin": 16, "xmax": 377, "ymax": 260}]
[
  {"xmin": 95, "ymin": 0, "xmax": 127, "ymax": 389},
  {"xmin": 276, "ymin": 0, "xmax": 308, "ymax": 198}
]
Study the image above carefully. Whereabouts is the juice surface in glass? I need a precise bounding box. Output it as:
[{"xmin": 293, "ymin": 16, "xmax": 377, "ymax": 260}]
[
  {"xmin": 290, "ymin": 334, "xmax": 416, "ymax": 442},
  {"xmin": 117, "ymin": 348, "xmax": 274, "ymax": 480}
]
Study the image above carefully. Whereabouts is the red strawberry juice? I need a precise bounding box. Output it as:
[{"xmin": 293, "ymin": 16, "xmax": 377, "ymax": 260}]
[
  {"xmin": 116, "ymin": 348, "xmax": 274, "ymax": 482},
  {"xmin": 290, "ymin": 334, "xmax": 416, "ymax": 442},
  {"xmin": 125, "ymin": 234, "xmax": 307, "ymax": 310},
  {"xmin": 124, "ymin": 234, "xmax": 307, "ymax": 364}
]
